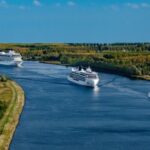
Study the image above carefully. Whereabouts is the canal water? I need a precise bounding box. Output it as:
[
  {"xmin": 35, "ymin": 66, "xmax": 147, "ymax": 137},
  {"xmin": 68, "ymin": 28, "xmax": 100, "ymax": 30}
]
[{"xmin": 0, "ymin": 61, "xmax": 150, "ymax": 150}]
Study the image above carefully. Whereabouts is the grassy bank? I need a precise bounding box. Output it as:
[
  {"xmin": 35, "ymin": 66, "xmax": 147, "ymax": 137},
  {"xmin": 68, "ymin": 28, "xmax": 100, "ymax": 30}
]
[
  {"xmin": 40, "ymin": 61, "xmax": 61, "ymax": 65},
  {"xmin": 0, "ymin": 79, "xmax": 24, "ymax": 150}
]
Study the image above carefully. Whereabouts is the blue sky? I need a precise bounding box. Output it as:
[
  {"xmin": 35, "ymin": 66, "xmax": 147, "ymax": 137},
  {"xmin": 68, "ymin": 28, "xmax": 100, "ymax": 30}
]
[{"xmin": 0, "ymin": 0, "xmax": 150, "ymax": 43}]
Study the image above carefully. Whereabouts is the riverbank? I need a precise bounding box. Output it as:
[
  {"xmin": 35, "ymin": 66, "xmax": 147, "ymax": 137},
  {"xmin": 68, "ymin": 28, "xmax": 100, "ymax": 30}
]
[
  {"xmin": 40, "ymin": 61, "xmax": 150, "ymax": 81},
  {"xmin": 40, "ymin": 61, "xmax": 61, "ymax": 65},
  {"xmin": 132, "ymin": 75, "xmax": 150, "ymax": 81},
  {"xmin": 0, "ymin": 80, "xmax": 25, "ymax": 150}
]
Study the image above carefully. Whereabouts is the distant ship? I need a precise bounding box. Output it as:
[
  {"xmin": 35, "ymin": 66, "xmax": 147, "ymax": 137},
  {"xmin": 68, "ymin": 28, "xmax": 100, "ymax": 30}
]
[
  {"xmin": 67, "ymin": 67, "xmax": 100, "ymax": 87},
  {"xmin": 0, "ymin": 50, "xmax": 23, "ymax": 67}
]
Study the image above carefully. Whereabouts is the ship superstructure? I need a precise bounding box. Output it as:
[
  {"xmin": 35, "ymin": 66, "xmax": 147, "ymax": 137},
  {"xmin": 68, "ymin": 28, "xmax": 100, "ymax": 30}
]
[
  {"xmin": 0, "ymin": 50, "xmax": 23, "ymax": 67},
  {"xmin": 68, "ymin": 67, "xmax": 99, "ymax": 87}
]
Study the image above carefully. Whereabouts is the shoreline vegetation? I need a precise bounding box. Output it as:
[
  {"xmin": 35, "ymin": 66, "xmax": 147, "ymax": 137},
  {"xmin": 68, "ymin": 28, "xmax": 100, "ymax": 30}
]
[
  {"xmin": 0, "ymin": 76, "xmax": 25, "ymax": 150},
  {"xmin": 0, "ymin": 43, "xmax": 150, "ymax": 80},
  {"xmin": 40, "ymin": 60, "xmax": 150, "ymax": 81}
]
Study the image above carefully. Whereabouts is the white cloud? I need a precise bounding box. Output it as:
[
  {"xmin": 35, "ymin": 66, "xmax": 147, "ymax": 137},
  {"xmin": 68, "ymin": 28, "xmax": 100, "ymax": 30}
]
[
  {"xmin": 126, "ymin": 2, "xmax": 150, "ymax": 9},
  {"xmin": 67, "ymin": 1, "xmax": 76, "ymax": 7},
  {"xmin": 33, "ymin": 0, "xmax": 41, "ymax": 7},
  {"xmin": 126, "ymin": 3, "xmax": 139, "ymax": 9},
  {"xmin": 18, "ymin": 5, "xmax": 26, "ymax": 10},
  {"xmin": 55, "ymin": 2, "xmax": 61, "ymax": 7},
  {"xmin": 110, "ymin": 4, "xmax": 120, "ymax": 11},
  {"xmin": 141, "ymin": 3, "xmax": 150, "ymax": 8},
  {"xmin": 0, "ymin": 0, "xmax": 8, "ymax": 8}
]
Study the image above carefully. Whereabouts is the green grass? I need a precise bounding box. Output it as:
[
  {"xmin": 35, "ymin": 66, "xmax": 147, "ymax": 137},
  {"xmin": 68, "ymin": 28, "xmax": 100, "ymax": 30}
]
[
  {"xmin": 0, "ymin": 81, "xmax": 24, "ymax": 150},
  {"xmin": 0, "ymin": 82, "xmax": 12, "ymax": 120}
]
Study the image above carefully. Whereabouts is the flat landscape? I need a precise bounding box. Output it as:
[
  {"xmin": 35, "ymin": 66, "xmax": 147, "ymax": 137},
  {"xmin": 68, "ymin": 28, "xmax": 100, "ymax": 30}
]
[{"xmin": 0, "ymin": 43, "xmax": 150, "ymax": 80}]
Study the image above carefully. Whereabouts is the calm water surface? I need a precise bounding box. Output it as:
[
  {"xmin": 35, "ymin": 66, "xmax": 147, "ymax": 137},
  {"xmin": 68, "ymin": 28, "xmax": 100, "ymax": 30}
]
[{"xmin": 0, "ymin": 61, "xmax": 150, "ymax": 150}]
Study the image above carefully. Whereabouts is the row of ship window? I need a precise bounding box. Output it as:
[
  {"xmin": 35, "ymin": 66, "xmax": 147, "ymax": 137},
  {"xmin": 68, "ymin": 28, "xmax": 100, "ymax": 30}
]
[
  {"xmin": 0, "ymin": 55, "xmax": 20, "ymax": 57},
  {"xmin": 70, "ymin": 73, "xmax": 86, "ymax": 81},
  {"xmin": 71, "ymin": 72, "xmax": 97, "ymax": 79}
]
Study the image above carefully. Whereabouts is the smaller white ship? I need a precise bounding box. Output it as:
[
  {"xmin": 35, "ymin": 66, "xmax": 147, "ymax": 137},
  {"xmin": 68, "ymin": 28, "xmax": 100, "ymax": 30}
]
[
  {"xmin": 67, "ymin": 67, "xmax": 100, "ymax": 87},
  {"xmin": 0, "ymin": 50, "xmax": 23, "ymax": 67}
]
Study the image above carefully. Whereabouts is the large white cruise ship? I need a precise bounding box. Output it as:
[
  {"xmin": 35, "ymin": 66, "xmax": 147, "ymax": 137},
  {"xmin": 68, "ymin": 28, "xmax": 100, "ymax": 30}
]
[
  {"xmin": 0, "ymin": 50, "xmax": 23, "ymax": 67},
  {"xmin": 67, "ymin": 67, "xmax": 99, "ymax": 87}
]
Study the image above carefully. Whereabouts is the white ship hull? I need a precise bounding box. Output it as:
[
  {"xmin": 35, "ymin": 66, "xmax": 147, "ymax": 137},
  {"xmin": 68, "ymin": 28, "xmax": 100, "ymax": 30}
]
[
  {"xmin": 0, "ymin": 61, "xmax": 23, "ymax": 67},
  {"xmin": 0, "ymin": 50, "xmax": 23, "ymax": 67},
  {"xmin": 67, "ymin": 76, "xmax": 99, "ymax": 87}
]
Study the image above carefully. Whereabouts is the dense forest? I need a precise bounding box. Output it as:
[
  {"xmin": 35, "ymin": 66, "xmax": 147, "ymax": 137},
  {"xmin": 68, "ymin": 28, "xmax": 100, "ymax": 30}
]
[{"xmin": 0, "ymin": 43, "xmax": 150, "ymax": 80}]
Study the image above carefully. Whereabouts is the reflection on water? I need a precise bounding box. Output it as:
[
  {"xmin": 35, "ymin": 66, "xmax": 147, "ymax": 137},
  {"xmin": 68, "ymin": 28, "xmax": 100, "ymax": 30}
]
[{"xmin": 93, "ymin": 86, "xmax": 100, "ymax": 97}]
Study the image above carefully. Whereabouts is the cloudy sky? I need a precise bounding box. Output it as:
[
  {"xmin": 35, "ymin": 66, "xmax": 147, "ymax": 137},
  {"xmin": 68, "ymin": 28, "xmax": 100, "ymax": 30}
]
[{"xmin": 0, "ymin": 0, "xmax": 150, "ymax": 43}]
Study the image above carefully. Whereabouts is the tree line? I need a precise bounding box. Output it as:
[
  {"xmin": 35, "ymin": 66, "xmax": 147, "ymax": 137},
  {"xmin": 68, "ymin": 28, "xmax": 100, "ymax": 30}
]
[{"xmin": 0, "ymin": 43, "xmax": 150, "ymax": 79}]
